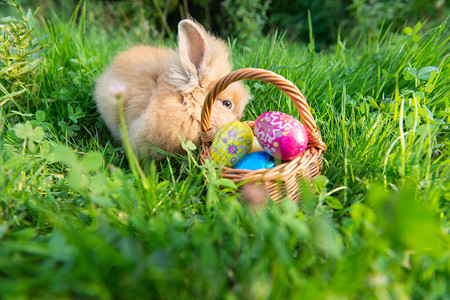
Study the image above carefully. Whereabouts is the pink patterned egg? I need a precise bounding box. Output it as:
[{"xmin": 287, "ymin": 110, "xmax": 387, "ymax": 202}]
[{"xmin": 254, "ymin": 111, "xmax": 309, "ymax": 161}]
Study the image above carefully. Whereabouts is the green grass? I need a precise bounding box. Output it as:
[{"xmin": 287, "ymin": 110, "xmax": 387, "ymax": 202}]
[{"xmin": 1, "ymin": 1, "xmax": 449, "ymax": 299}]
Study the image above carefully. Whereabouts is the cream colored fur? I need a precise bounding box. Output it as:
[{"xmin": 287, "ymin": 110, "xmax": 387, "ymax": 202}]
[{"xmin": 94, "ymin": 19, "xmax": 250, "ymax": 160}]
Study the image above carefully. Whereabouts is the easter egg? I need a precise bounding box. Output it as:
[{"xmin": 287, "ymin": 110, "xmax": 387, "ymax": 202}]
[
  {"xmin": 234, "ymin": 151, "xmax": 275, "ymax": 171},
  {"xmin": 254, "ymin": 111, "xmax": 309, "ymax": 161},
  {"xmin": 211, "ymin": 121, "xmax": 253, "ymax": 167}
]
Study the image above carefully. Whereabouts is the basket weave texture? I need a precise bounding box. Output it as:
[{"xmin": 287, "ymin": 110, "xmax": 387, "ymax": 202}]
[{"xmin": 200, "ymin": 68, "xmax": 326, "ymax": 203}]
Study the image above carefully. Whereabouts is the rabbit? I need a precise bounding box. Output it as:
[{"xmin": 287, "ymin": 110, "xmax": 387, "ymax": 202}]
[{"xmin": 94, "ymin": 19, "xmax": 250, "ymax": 160}]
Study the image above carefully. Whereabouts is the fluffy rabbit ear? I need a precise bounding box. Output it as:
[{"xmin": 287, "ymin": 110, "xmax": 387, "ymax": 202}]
[
  {"xmin": 173, "ymin": 19, "xmax": 232, "ymax": 92},
  {"xmin": 178, "ymin": 20, "xmax": 206, "ymax": 77}
]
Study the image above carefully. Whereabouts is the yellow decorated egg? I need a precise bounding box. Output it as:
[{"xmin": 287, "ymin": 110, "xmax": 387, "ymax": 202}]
[{"xmin": 211, "ymin": 121, "xmax": 253, "ymax": 167}]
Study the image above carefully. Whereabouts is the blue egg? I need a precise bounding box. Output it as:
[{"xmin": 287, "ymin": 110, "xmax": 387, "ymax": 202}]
[{"xmin": 233, "ymin": 151, "xmax": 275, "ymax": 171}]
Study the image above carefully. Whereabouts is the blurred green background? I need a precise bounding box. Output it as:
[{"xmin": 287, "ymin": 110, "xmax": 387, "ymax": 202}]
[{"xmin": 1, "ymin": 0, "xmax": 448, "ymax": 48}]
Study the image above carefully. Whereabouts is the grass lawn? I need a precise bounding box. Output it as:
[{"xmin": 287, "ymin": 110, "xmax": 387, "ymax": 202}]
[{"xmin": 1, "ymin": 2, "xmax": 449, "ymax": 299}]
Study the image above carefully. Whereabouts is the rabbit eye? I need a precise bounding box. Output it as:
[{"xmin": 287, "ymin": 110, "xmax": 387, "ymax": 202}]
[{"xmin": 222, "ymin": 100, "xmax": 232, "ymax": 109}]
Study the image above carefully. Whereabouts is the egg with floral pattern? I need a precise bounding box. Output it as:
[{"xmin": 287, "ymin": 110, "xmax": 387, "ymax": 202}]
[
  {"xmin": 254, "ymin": 111, "xmax": 308, "ymax": 161},
  {"xmin": 211, "ymin": 121, "xmax": 253, "ymax": 167}
]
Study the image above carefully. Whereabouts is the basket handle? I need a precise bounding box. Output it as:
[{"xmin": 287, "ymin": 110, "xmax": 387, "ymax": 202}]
[{"xmin": 200, "ymin": 68, "xmax": 326, "ymax": 151}]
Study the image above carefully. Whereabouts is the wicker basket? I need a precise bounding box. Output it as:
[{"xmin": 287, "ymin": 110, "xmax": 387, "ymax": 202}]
[{"xmin": 200, "ymin": 68, "xmax": 326, "ymax": 204}]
